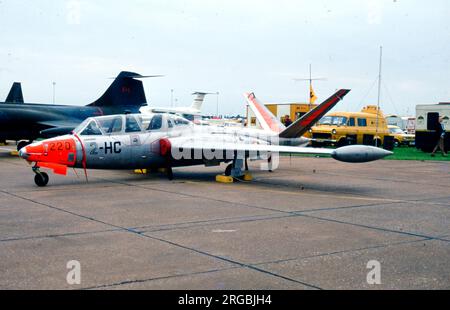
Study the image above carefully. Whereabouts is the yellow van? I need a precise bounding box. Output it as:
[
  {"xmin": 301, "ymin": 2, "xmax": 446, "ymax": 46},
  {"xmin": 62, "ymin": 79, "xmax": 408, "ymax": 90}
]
[{"xmin": 305, "ymin": 105, "xmax": 393, "ymax": 148}]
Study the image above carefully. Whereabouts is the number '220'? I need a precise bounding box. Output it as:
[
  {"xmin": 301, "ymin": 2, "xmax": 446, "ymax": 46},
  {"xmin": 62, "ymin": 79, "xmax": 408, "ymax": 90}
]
[{"xmin": 49, "ymin": 142, "xmax": 71, "ymax": 151}]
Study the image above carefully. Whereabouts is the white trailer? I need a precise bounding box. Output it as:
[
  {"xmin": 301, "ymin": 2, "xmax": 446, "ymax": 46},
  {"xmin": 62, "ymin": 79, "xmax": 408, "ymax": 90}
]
[{"xmin": 415, "ymin": 103, "xmax": 449, "ymax": 152}]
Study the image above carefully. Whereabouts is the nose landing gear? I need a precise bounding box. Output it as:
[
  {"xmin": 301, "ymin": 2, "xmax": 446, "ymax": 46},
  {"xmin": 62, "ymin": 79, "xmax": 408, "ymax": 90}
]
[{"xmin": 32, "ymin": 167, "xmax": 49, "ymax": 187}]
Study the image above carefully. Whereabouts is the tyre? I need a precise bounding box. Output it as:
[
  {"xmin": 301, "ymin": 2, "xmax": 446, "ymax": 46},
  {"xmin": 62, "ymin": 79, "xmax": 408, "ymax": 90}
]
[
  {"xmin": 225, "ymin": 164, "xmax": 233, "ymax": 176},
  {"xmin": 337, "ymin": 138, "xmax": 348, "ymax": 148},
  {"xmin": 373, "ymin": 139, "xmax": 382, "ymax": 147},
  {"xmin": 34, "ymin": 172, "xmax": 49, "ymax": 187}
]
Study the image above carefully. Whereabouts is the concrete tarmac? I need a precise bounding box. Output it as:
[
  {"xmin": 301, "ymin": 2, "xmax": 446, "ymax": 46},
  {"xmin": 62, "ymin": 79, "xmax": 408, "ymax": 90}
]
[{"xmin": 0, "ymin": 146, "xmax": 449, "ymax": 290}]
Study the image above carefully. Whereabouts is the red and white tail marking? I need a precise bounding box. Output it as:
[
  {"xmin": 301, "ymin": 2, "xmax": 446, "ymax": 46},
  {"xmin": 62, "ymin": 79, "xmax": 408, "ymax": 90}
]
[{"xmin": 244, "ymin": 92, "xmax": 285, "ymax": 133}]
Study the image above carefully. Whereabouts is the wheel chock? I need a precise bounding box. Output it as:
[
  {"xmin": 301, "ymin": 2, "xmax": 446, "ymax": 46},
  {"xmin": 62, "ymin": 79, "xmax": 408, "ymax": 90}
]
[
  {"xmin": 158, "ymin": 168, "xmax": 168, "ymax": 173},
  {"xmin": 242, "ymin": 173, "xmax": 253, "ymax": 182},
  {"xmin": 10, "ymin": 151, "xmax": 19, "ymax": 157},
  {"xmin": 216, "ymin": 175, "xmax": 234, "ymax": 183},
  {"xmin": 134, "ymin": 169, "xmax": 148, "ymax": 174}
]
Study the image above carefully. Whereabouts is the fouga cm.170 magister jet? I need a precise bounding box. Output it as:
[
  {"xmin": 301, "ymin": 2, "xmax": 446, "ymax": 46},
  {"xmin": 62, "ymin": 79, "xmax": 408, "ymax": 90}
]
[{"xmin": 18, "ymin": 89, "xmax": 392, "ymax": 187}]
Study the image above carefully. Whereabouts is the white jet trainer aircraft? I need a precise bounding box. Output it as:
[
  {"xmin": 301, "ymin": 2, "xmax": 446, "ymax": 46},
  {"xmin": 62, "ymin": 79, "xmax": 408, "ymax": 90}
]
[
  {"xmin": 140, "ymin": 92, "xmax": 212, "ymax": 123},
  {"xmin": 19, "ymin": 89, "xmax": 392, "ymax": 187}
]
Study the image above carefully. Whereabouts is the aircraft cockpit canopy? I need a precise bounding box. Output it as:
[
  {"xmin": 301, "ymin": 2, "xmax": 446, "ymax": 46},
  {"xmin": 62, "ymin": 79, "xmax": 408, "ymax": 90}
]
[{"xmin": 74, "ymin": 114, "xmax": 193, "ymax": 136}]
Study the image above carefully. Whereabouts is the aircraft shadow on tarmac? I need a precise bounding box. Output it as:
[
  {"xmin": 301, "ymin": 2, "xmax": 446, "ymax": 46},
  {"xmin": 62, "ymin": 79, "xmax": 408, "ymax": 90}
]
[
  {"xmin": 114, "ymin": 169, "xmax": 376, "ymax": 196},
  {"xmin": 1, "ymin": 148, "xmax": 374, "ymax": 195}
]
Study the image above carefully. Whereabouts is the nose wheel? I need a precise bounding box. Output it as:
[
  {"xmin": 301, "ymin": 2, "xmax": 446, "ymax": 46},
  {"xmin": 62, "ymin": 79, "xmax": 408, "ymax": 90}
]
[
  {"xmin": 32, "ymin": 167, "xmax": 49, "ymax": 187},
  {"xmin": 34, "ymin": 172, "xmax": 49, "ymax": 187}
]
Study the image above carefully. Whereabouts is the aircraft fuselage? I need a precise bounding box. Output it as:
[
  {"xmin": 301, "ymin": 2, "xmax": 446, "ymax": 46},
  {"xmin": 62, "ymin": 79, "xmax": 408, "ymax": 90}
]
[{"xmin": 0, "ymin": 103, "xmax": 141, "ymax": 141}]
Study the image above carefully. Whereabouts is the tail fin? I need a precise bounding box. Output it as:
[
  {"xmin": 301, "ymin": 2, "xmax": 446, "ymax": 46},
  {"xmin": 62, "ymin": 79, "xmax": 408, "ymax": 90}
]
[
  {"xmin": 5, "ymin": 82, "xmax": 24, "ymax": 103},
  {"xmin": 244, "ymin": 92, "xmax": 285, "ymax": 133},
  {"xmin": 190, "ymin": 92, "xmax": 211, "ymax": 112},
  {"xmin": 279, "ymin": 89, "xmax": 351, "ymax": 139},
  {"xmin": 87, "ymin": 71, "xmax": 149, "ymax": 109}
]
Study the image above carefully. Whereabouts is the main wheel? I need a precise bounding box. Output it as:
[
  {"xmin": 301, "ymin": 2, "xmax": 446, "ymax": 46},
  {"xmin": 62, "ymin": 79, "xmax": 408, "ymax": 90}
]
[
  {"xmin": 34, "ymin": 172, "xmax": 49, "ymax": 187},
  {"xmin": 225, "ymin": 164, "xmax": 233, "ymax": 176}
]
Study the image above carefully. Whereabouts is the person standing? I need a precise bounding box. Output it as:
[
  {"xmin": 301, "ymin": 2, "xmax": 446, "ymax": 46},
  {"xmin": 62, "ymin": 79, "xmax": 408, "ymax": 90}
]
[
  {"xmin": 431, "ymin": 116, "xmax": 447, "ymax": 157},
  {"xmin": 284, "ymin": 115, "xmax": 293, "ymax": 127}
]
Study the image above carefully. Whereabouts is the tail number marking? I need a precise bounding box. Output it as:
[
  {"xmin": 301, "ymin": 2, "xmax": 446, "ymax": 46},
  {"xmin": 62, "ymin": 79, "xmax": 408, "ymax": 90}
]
[{"xmin": 99, "ymin": 142, "xmax": 122, "ymax": 154}]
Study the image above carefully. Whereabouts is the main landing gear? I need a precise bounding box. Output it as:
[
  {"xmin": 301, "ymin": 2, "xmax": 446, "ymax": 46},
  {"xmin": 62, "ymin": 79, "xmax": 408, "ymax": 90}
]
[
  {"xmin": 224, "ymin": 155, "xmax": 272, "ymax": 176},
  {"xmin": 224, "ymin": 159, "xmax": 246, "ymax": 178},
  {"xmin": 219, "ymin": 151, "xmax": 275, "ymax": 183},
  {"xmin": 33, "ymin": 166, "xmax": 49, "ymax": 187},
  {"xmin": 221, "ymin": 157, "xmax": 252, "ymax": 182}
]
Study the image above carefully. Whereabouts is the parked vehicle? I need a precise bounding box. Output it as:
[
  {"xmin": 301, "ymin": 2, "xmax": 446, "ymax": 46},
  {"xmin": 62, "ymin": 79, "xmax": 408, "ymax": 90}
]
[
  {"xmin": 388, "ymin": 125, "xmax": 415, "ymax": 147},
  {"xmin": 305, "ymin": 105, "xmax": 394, "ymax": 150},
  {"xmin": 386, "ymin": 115, "xmax": 416, "ymax": 134},
  {"xmin": 416, "ymin": 103, "xmax": 449, "ymax": 152}
]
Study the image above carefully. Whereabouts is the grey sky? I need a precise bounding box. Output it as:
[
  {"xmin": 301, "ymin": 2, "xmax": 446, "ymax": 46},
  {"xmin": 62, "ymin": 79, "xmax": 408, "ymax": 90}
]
[{"xmin": 0, "ymin": 0, "xmax": 449, "ymax": 116}]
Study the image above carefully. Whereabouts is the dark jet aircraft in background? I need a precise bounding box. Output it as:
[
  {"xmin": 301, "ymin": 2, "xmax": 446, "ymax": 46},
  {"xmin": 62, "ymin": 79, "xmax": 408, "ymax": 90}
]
[
  {"xmin": 0, "ymin": 71, "xmax": 150, "ymax": 150},
  {"xmin": 4, "ymin": 82, "xmax": 24, "ymax": 104}
]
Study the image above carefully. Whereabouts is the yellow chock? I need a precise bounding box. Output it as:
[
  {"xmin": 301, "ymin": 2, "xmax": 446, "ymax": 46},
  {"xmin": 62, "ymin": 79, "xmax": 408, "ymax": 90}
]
[
  {"xmin": 134, "ymin": 169, "xmax": 148, "ymax": 174},
  {"xmin": 10, "ymin": 151, "xmax": 19, "ymax": 157},
  {"xmin": 158, "ymin": 168, "xmax": 168, "ymax": 173},
  {"xmin": 242, "ymin": 173, "xmax": 253, "ymax": 182},
  {"xmin": 216, "ymin": 175, "xmax": 234, "ymax": 183}
]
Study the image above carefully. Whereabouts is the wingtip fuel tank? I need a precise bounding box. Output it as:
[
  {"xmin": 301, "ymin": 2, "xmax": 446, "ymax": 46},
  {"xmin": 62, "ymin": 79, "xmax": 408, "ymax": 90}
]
[{"xmin": 331, "ymin": 145, "xmax": 393, "ymax": 163}]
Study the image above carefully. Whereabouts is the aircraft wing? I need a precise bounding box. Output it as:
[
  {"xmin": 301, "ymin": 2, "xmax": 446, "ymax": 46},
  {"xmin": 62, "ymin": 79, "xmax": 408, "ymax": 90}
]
[
  {"xmin": 38, "ymin": 120, "xmax": 80, "ymax": 129},
  {"xmin": 167, "ymin": 135, "xmax": 392, "ymax": 163},
  {"xmin": 37, "ymin": 120, "xmax": 81, "ymax": 137},
  {"xmin": 168, "ymin": 135, "xmax": 333, "ymax": 156}
]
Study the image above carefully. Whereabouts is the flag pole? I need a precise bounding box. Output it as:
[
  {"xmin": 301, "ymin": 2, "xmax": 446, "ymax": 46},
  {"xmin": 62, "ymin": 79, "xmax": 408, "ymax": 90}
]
[
  {"xmin": 309, "ymin": 64, "xmax": 313, "ymax": 109},
  {"xmin": 293, "ymin": 64, "xmax": 326, "ymax": 112},
  {"xmin": 375, "ymin": 46, "xmax": 383, "ymax": 147}
]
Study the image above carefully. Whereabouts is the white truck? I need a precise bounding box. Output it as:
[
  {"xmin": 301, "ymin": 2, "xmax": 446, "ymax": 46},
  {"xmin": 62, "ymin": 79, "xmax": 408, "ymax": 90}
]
[
  {"xmin": 415, "ymin": 103, "xmax": 449, "ymax": 152},
  {"xmin": 385, "ymin": 115, "xmax": 416, "ymax": 134}
]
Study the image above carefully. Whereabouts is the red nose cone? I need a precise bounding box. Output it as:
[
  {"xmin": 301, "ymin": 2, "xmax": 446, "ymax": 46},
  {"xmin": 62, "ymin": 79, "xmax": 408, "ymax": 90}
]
[
  {"xmin": 19, "ymin": 137, "xmax": 77, "ymax": 166},
  {"xmin": 19, "ymin": 143, "xmax": 46, "ymax": 162}
]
